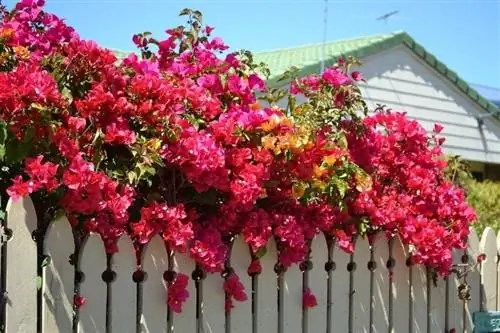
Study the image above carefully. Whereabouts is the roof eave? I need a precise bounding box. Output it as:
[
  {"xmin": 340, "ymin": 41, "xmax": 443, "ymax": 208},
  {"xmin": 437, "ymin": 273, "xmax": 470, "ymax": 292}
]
[{"xmin": 264, "ymin": 32, "xmax": 500, "ymax": 119}]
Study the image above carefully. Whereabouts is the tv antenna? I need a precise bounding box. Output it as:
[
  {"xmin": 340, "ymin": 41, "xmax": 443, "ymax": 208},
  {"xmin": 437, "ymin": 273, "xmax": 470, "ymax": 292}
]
[
  {"xmin": 376, "ymin": 10, "xmax": 399, "ymax": 23},
  {"xmin": 320, "ymin": 0, "xmax": 328, "ymax": 73}
]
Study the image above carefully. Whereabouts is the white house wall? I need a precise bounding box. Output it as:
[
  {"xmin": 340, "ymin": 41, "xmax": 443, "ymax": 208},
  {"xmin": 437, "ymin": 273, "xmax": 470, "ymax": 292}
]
[{"xmin": 358, "ymin": 46, "xmax": 500, "ymax": 164}]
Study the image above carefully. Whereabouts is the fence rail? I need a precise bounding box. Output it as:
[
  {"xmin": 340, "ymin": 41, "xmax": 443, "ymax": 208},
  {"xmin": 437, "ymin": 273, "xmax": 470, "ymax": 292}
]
[{"xmin": 0, "ymin": 196, "xmax": 497, "ymax": 333}]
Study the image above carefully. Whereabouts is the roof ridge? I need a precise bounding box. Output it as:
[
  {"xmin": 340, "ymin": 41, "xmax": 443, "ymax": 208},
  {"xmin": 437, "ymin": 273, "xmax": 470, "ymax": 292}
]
[
  {"xmin": 470, "ymin": 82, "xmax": 500, "ymax": 90},
  {"xmin": 253, "ymin": 30, "xmax": 406, "ymax": 55}
]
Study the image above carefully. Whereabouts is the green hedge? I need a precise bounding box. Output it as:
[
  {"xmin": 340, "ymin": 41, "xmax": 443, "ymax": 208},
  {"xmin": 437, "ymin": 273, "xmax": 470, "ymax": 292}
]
[
  {"xmin": 467, "ymin": 180, "xmax": 500, "ymax": 235},
  {"xmin": 445, "ymin": 155, "xmax": 500, "ymax": 234}
]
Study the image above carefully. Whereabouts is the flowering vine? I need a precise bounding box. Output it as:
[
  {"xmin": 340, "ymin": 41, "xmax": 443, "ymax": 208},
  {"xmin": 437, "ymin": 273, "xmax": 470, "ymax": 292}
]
[{"xmin": 0, "ymin": 0, "xmax": 475, "ymax": 312}]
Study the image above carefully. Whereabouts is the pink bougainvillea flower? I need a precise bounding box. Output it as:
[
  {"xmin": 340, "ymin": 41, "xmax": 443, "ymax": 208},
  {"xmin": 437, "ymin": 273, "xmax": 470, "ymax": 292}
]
[
  {"xmin": 351, "ymin": 71, "xmax": 365, "ymax": 82},
  {"xmin": 0, "ymin": 0, "xmax": 475, "ymax": 314},
  {"xmin": 303, "ymin": 288, "xmax": 318, "ymax": 309},
  {"xmin": 477, "ymin": 253, "xmax": 487, "ymax": 264},
  {"xmin": 73, "ymin": 295, "xmax": 87, "ymax": 309},
  {"xmin": 167, "ymin": 273, "xmax": 190, "ymax": 313},
  {"xmin": 223, "ymin": 273, "xmax": 248, "ymax": 313}
]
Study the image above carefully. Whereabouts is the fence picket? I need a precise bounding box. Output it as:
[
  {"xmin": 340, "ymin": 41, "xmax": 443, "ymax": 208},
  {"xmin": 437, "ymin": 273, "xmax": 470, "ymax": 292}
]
[
  {"xmin": 428, "ymin": 272, "xmax": 446, "ymax": 332},
  {"xmin": 353, "ymin": 236, "xmax": 371, "ymax": 333},
  {"xmin": 479, "ymin": 227, "xmax": 497, "ymax": 311},
  {"xmin": 411, "ymin": 263, "xmax": 427, "ymax": 333},
  {"xmin": 141, "ymin": 236, "xmax": 168, "ymax": 333},
  {"xmin": 371, "ymin": 234, "xmax": 389, "ymax": 333},
  {"xmin": 448, "ymin": 249, "xmax": 465, "ymax": 333},
  {"xmin": 331, "ymin": 241, "xmax": 350, "ymax": 333},
  {"xmin": 392, "ymin": 237, "xmax": 410, "ymax": 333},
  {"xmin": 202, "ymin": 271, "xmax": 225, "ymax": 333},
  {"xmin": 5, "ymin": 197, "xmax": 38, "ymax": 333},
  {"xmin": 171, "ymin": 251, "xmax": 196, "ymax": 333},
  {"xmin": 111, "ymin": 235, "xmax": 136, "ymax": 333},
  {"xmin": 257, "ymin": 238, "xmax": 278, "ymax": 333},
  {"xmin": 229, "ymin": 237, "xmax": 252, "ymax": 333},
  {"xmin": 43, "ymin": 217, "xmax": 75, "ymax": 333},
  {"xmin": 466, "ymin": 228, "xmax": 481, "ymax": 332},
  {"xmin": 79, "ymin": 233, "xmax": 107, "ymax": 333},
  {"xmin": 282, "ymin": 262, "xmax": 301, "ymax": 332},
  {"xmin": 307, "ymin": 233, "xmax": 328, "ymax": 333},
  {"xmin": 497, "ymin": 232, "xmax": 500, "ymax": 311}
]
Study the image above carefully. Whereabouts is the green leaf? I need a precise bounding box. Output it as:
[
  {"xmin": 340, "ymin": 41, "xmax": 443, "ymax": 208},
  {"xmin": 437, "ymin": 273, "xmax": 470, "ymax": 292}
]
[
  {"xmin": 41, "ymin": 256, "xmax": 51, "ymax": 268},
  {"xmin": 52, "ymin": 209, "xmax": 66, "ymax": 222},
  {"xmin": 179, "ymin": 8, "xmax": 191, "ymax": 16},
  {"xmin": 36, "ymin": 276, "xmax": 42, "ymax": 290},
  {"xmin": 254, "ymin": 246, "xmax": 267, "ymax": 259},
  {"xmin": 127, "ymin": 171, "xmax": 137, "ymax": 184}
]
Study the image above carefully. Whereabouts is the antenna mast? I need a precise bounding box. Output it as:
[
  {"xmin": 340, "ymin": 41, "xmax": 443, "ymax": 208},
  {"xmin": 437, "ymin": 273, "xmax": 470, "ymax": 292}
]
[{"xmin": 320, "ymin": 0, "xmax": 328, "ymax": 73}]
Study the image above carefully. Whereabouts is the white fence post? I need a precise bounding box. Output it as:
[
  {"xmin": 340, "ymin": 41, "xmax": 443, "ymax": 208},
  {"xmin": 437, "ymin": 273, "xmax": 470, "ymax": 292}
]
[
  {"xmin": 392, "ymin": 237, "xmax": 410, "ymax": 333},
  {"xmin": 111, "ymin": 235, "xmax": 136, "ymax": 332},
  {"xmin": 5, "ymin": 197, "xmax": 38, "ymax": 333},
  {"xmin": 257, "ymin": 238, "xmax": 278, "ymax": 333},
  {"xmin": 480, "ymin": 227, "xmax": 497, "ymax": 311},
  {"xmin": 78, "ymin": 233, "xmax": 107, "ymax": 333},
  {"xmin": 171, "ymin": 251, "xmax": 196, "ymax": 332},
  {"xmin": 353, "ymin": 236, "xmax": 371, "ymax": 333},
  {"xmin": 330, "ymin": 239, "xmax": 350, "ymax": 332},
  {"xmin": 141, "ymin": 235, "xmax": 168, "ymax": 333},
  {"xmin": 230, "ymin": 237, "xmax": 252, "ymax": 333},
  {"xmin": 43, "ymin": 216, "xmax": 74, "ymax": 333},
  {"xmin": 371, "ymin": 234, "xmax": 389, "ymax": 333},
  {"xmin": 466, "ymin": 228, "xmax": 481, "ymax": 332}
]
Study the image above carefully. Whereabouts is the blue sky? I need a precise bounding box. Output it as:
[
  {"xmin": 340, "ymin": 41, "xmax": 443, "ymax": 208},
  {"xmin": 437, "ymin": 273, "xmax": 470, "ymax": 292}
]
[{"xmin": 4, "ymin": 0, "xmax": 500, "ymax": 88}]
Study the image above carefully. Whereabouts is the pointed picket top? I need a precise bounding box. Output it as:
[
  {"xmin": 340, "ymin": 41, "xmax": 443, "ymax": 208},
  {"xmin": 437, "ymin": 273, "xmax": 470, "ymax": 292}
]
[
  {"xmin": 353, "ymin": 235, "xmax": 371, "ymax": 333},
  {"xmin": 141, "ymin": 235, "xmax": 168, "ymax": 333},
  {"xmin": 307, "ymin": 233, "xmax": 328, "ymax": 333},
  {"xmin": 257, "ymin": 238, "xmax": 278, "ymax": 333},
  {"xmin": 78, "ymin": 233, "xmax": 107, "ymax": 333},
  {"xmin": 479, "ymin": 227, "xmax": 497, "ymax": 311},
  {"xmin": 111, "ymin": 234, "xmax": 136, "ymax": 332},
  {"xmin": 43, "ymin": 216, "xmax": 75, "ymax": 333},
  {"xmin": 466, "ymin": 227, "xmax": 481, "ymax": 332},
  {"xmin": 229, "ymin": 237, "xmax": 252, "ymax": 333},
  {"xmin": 5, "ymin": 197, "xmax": 38, "ymax": 333},
  {"xmin": 371, "ymin": 233, "xmax": 389, "ymax": 333}
]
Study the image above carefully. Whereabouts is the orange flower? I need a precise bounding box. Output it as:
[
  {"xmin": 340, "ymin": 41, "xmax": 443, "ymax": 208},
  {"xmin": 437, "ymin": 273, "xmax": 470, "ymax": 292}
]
[
  {"xmin": 313, "ymin": 165, "xmax": 327, "ymax": 179},
  {"xmin": 261, "ymin": 114, "xmax": 281, "ymax": 131},
  {"xmin": 355, "ymin": 172, "xmax": 373, "ymax": 192},
  {"xmin": 323, "ymin": 154, "xmax": 337, "ymax": 166},
  {"xmin": 292, "ymin": 182, "xmax": 307, "ymax": 199},
  {"xmin": 249, "ymin": 102, "xmax": 261, "ymax": 111},
  {"xmin": 0, "ymin": 28, "xmax": 14, "ymax": 40},
  {"xmin": 292, "ymin": 106, "xmax": 303, "ymax": 115},
  {"xmin": 261, "ymin": 135, "xmax": 277, "ymax": 150},
  {"xmin": 13, "ymin": 46, "xmax": 30, "ymax": 60}
]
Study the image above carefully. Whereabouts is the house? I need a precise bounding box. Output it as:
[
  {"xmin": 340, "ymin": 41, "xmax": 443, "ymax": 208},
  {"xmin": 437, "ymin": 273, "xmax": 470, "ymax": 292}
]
[{"xmin": 252, "ymin": 31, "xmax": 500, "ymax": 181}]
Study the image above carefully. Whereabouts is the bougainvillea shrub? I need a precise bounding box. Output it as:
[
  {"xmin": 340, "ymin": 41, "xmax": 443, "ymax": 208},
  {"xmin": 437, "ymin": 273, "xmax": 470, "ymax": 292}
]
[{"xmin": 0, "ymin": 0, "xmax": 475, "ymax": 311}]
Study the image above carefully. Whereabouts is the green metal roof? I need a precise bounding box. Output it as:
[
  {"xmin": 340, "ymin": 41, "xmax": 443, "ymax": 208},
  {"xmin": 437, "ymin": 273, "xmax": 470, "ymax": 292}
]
[{"xmin": 252, "ymin": 31, "xmax": 500, "ymax": 117}]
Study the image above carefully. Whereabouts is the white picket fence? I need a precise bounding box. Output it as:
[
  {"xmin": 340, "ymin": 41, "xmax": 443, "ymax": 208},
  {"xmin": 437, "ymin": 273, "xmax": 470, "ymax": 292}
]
[{"xmin": 0, "ymin": 196, "xmax": 498, "ymax": 333}]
